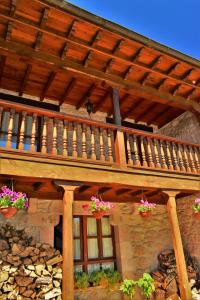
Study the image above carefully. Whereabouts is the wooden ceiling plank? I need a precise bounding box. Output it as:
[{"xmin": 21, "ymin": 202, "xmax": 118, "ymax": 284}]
[
  {"xmin": 147, "ymin": 107, "xmax": 172, "ymax": 125},
  {"xmin": 67, "ymin": 19, "xmax": 77, "ymax": 38},
  {"xmin": 104, "ymin": 58, "xmax": 114, "ymax": 73},
  {"xmin": 83, "ymin": 50, "xmax": 93, "ymax": 67},
  {"xmin": 122, "ymin": 98, "xmax": 143, "ymax": 120},
  {"xmin": 34, "ymin": 31, "xmax": 43, "ymax": 51},
  {"xmin": 40, "ymin": 7, "xmax": 49, "ymax": 27},
  {"xmin": 40, "ymin": 71, "xmax": 57, "ymax": 101},
  {"xmin": 112, "ymin": 39, "xmax": 125, "ymax": 55},
  {"xmin": 60, "ymin": 77, "xmax": 76, "ymax": 105},
  {"xmin": 5, "ymin": 22, "xmax": 13, "ymax": 41},
  {"xmin": 93, "ymin": 89, "xmax": 111, "ymax": 113},
  {"xmin": 90, "ymin": 30, "xmax": 102, "ymax": 47},
  {"xmin": 1, "ymin": 12, "xmax": 200, "ymax": 93},
  {"xmin": 10, "ymin": 0, "xmax": 17, "ymax": 17},
  {"xmin": 124, "ymin": 66, "xmax": 134, "ymax": 81},
  {"xmin": 134, "ymin": 102, "xmax": 157, "ymax": 123},
  {"xmin": 0, "ymin": 56, "xmax": 6, "ymax": 86},
  {"xmin": 0, "ymin": 38, "xmax": 199, "ymax": 114},
  {"xmin": 76, "ymin": 83, "xmax": 96, "ymax": 110},
  {"xmin": 19, "ymin": 64, "xmax": 32, "ymax": 96}
]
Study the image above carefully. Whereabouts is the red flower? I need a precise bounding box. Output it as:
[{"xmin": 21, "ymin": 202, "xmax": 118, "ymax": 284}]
[{"xmin": 82, "ymin": 204, "xmax": 89, "ymax": 211}]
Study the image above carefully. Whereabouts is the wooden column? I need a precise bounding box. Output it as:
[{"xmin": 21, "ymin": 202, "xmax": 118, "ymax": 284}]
[
  {"xmin": 54, "ymin": 181, "xmax": 82, "ymax": 300},
  {"xmin": 164, "ymin": 191, "xmax": 192, "ymax": 300},
  {"xmin": 112, "ymin": 88, "xmax": 121, "ymax": 126}
]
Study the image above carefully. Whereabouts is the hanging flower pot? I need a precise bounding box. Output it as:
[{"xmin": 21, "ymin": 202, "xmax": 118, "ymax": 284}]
[
  {"xmin": 92, "ymin": 210, "xmax": 106, "ymax": 219},
  {"xmin": 0, "ymin": 207, "xmax": 17, "ymax": 219},
  {"xmin": 139, "ymin": 211, "xmax": 152, "ymax": 218}
]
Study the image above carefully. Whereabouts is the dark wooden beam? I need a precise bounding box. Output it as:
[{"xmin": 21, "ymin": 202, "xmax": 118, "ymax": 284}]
[
  {"xmin": 123, "ymin": 66, "xmax": 134, "ymax": 80},
  {"xmin": 60, "ymin": 42, "xmax": 69, "ymax": 60},
  {"xmin": 5, "ymin": 22, "xmax": 13, "ymax": 41},
  {"xmin": 93, "ymin": 89, "xmax": 111, "ymax": 113},
  {"xmin": 167, "ymin": 62, "xmax": 180, "ymax": 75},
  {"xmin": 116, "ymin": 188, "xmax": 132, "ymax": 196},
  {"xmin": 83, "ymin": 50, "xmax": 93, "ymax": 67},
  {"xmin": 98, "ymin": 187, "xmax": 111, "ymax": 194},
  {"xmin": 112, "ymin": 88, "xmax": 121, "ymax": 125},
  {"xmin": 105, "ymin": 58, "xmax": 114, "ymax": 73},
  {"xmin": 19, "ymin": 64, "xmax": 32, "ymax": 96},
  {"xmin": 140, "ymin": 72, "xmax": 150, "ymax": 85},
  {"xmin": 134, "ymin": 102, "xmax": 157, "ymax": 123},
  {"xmin": 156, "ymin": 78, "xmax": 167, "ymax": 90},
  {"xmin": 60, "ymin": 77, "xmax": 76, "ymax": 105},
  {"xmin": 40, "ymin": 71, "xmax": 56, "ymax": 101},
  {"xmin": 112, "ymin": 39, "xmax": 124, "ymax": 55},
  {"xmin": 150, "ymin": 55, "xmax": 163, "ymax": 69},
  {"xmin": 10, "ymin": 0, "xmax": 17, "ymax": 17},
  {"xmin": 90, "ymin": 30, "xmax": 102, "ymax": 47},
  {"xmin": 40, "ymin": 8, "xmax": 49, "ymax": 27},
  {"xmin": 171, "ymin": 83, "xmax": 182, "ymax": 96},
  {"xmin": 0, "ymin": 56, "xmax": 6, "ymax": 86},
  {"xmin": 108, "ymin": 93, "xmax": 129, "ymax": 116},
  {"xmin": 181, "ymin": 68, "xmax": 194, "ymax": 81},
  {"xmin": 0, "ymin": 38, "xmax": 199, "ymax": 114},
  {"xmin": 67, "ymin": 20, "xmax": 77, "ymax": 38},
  {"xmin": 132, "ymin": 47, "xmax": 144, "ymax": 62},
  {"xmin": 34, "ymin": 32, "xmax": 43, "ymax": 51},
  {"xmin": 78, "ymin": 185, "xmax": 91, "ymax": 194},
  {"xmin": 122, "ymin": 99, "xmax": 143, "ymax": 120},
  {"xmin": 76, "ymin": 83, "xmax": 96, "ymax": 110}
]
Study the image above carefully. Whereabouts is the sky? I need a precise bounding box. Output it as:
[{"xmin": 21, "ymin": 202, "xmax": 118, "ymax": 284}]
[{"xmin": 67, "ymin": 0, "xmax": 200, "ymax": 60}]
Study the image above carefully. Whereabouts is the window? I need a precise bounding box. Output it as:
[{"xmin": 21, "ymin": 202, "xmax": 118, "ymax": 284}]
[{"xmin": 73, "ymin": 216, "xmax": 116, "ymax": 273}]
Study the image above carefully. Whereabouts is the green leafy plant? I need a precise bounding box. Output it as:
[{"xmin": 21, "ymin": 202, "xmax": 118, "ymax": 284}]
[
  {"xmin": 89, "ymin": 271, "xmax": 107, "ymax": 287},
  {"xmin": 104, "ymin": 269, "xmax": 122, "ymax": 288},
  {"xmin": 0, "ymin": 186, "xmax": 29, "ymax": 209},
  {"xmin": 192, "ymin": 198, "xmax": 200, "ymax": 213},
  {"xmin": 74, "ymin": 272, "xmax": 89, "ymax": 289},
  {"xmin": 137, "ymin": 273, "xmax": 155, "ymax": 299},
  {"xmin": 120, "ymin": 279, "xmax": 137, "ymax": 299}
]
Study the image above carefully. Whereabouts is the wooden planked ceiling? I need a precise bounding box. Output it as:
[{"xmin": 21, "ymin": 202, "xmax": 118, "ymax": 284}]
[{"xmin": 0, "ymin": 0, "xmax": 199, "ymax": 127}]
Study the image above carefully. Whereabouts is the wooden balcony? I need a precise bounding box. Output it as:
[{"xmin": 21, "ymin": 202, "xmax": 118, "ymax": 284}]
[{"xmin": 0, "ymin": 99, "xmax": 199, "ymax": 176}]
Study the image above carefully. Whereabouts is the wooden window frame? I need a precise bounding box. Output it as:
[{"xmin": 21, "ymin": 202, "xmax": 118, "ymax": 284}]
[{"xmin": 73, "ymin": 215, "xmax": 116, "ymax": 272}]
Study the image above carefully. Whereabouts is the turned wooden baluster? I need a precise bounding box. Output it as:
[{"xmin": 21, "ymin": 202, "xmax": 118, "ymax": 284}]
[
  {"xmin": 166, "ymin": 141, "xmax": 173, "ymax": 170},
  {"xmin": 107, "ymin": 129, "xmax": 113, "ymax": 162},
  {"xmin": 30, "ymin": 113, "xmax": 37, "ymax": 152},
  {"xmin": 52, "ymin": 119, "xmax": 58, "ymax": 155},
  {"xmin": 72, "ymin": 122, "xmax": 78, "ymax": 157},
  {"xmin": 153, "ymin": 139, "xmax": 161, "ymax": 168},
  {"xmin": 193, "ymin": 147, "xmax": 200, "ymax": 173},
  {"xmin": 147, "ymin": 138, "xmax": 154, "ymax": 168},
  {"xmin": 133, "ymin": 135, "xmax": 141, "ymax": 166},
  {"xmin": 160, "ymin": 140, "xmax": 167, "ymax": 169},
  {"xmin": 182, "ymin": 144, "xmax": 191, "ymax": 173},
  {"xmin": 90, "ymin": 126, "xmax": 96, "ymax": 160},
  {"xmin": 6, "ymin": 109, "xmax": 15, "ymax": 149},
  {"xmin": 141, "ymin": 136, "xmax": 148, "ymax": 167},
  {"xmin": 177, "ymin": 143, "xmax": 186, "ymax": 172},
  {"xmin": 63, "ymin": 120, "xmax": 68, "ymax": 156},
  {"xmin": 172, "ymin": 142, "xmax": 180, "ymax": 171},
  {"xmin": 187, "ymin": 145, "xmax": 196, "ymax": 173},
  {"xmin": 41, "ymin": 116, "xmax": 48, "ymax": 154},
  {"xmin": 18, "ymin": 111, "xmax": 27, "ymax": 150},
  {"xmin": 82, "ymin": 123, "xmax": 87, "ymax": 159},
  {"xmin": 126, "ymin": 133, "xmax": 133, "ymax": 166},
  {"xmin": 99, "ymin": 128, "xmax": 105, "ymax": 161}
]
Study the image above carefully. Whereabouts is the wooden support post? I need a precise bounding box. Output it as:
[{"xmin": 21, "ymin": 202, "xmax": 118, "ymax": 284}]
[
  {"xmin": 54, "ymin": 181, "xmax": 82, "ymax": 300},
  {"xmin": 112, "ymin": 88, "xmax": 121, "ymax": 126},
  {"xmin": 164, "ymin": 190, "xmax": 192, "ymax": 300}
]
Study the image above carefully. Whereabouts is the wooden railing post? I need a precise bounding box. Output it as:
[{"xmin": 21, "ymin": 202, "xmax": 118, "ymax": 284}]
[
  {"xmin": 164, "ymin": 190, "xmax": 192, "ymax": 300},
  {"xmin": 115, "ymin": 130, "xmax": 127, "ymax": 166},
  {"xmin": 54, "ymin": 181, "xmax": 82, "ymax": 300}
]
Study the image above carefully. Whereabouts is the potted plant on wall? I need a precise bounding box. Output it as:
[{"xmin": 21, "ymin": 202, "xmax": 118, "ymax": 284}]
[
  {"xmin": 82, "ymin": 195, "xmax": 114, "ymax": 219},
  {"xmin": 0, "ymin": 186, "xmax": 29, "ymax": 218},
  {"xmin": 138, "ymin": 199, "xmax": 156, "ymax": 218},
  {"xmin": 192, "ymin": 198, "xmax": 200, "ymax": 220}
]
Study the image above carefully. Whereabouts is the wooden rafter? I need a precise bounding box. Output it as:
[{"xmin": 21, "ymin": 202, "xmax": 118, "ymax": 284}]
[
  {"xmin": 40, "ymin": 71, "xmax": 56, "ymax": 101},
  {"xmin": 78, "ymin": 185, "xmax": 91, "ymax": 194},
  {"xmin": 167, "ymin": 62, "xmax": 180, "ymax": 75},
  {"xmin": 0, "ymin": 56, "xmax": 6, "ymax": 86},
  {"xmin": 134, "ymin": 102, "xmax": 157, "ymax": 123},
  {"xmin": 150, "ymin": 55, "xmax": 163, "ymax": 69},
  {"xmin": 171, "ymin": 83, "xmax": 182, "ymax": 96},
  {"xmin": 112, "ymin": 39, "xmax": 124, "ymax": 55},
  {"xmin": 156, "ymin": 78, "xmax": 167, "ymax": 90},
  {"xmin": 116, "ymin": 188, "xmax": 132, "ymax": 196},
  {"xmin": 1, "ymin": 12, "xmax": 200, "ymax": 93},
  {"xmin": 19, "ymin": 64, "xmax": 32, "ymax": 96},
  {"xmin": 76, "ymin": 83, "xmax": 96, "ymax": 110},
  {"xmin": 90, "ymin": 30, "xmax": 101, "ymax": 47},
  {"xmin": 0, "ymin": 38, "xmax": 199, "ymax": 114},
  {"xmin": 60, "ymin": 77, "xmax": 76, "ymax": 105},
  {"xmin": 67, "ymin": 19, "xmax": 77, "ymax": 38},
  {"xmin": 83, "ymin": 50, "xmax": 93, "ymax": 67},
  {"xmin": 98, "ymin": 187, "xmax": 111, "ymax": 194},
  {"xmin": 122, "ymin": 99, "xmax": 143, "ymax": 120},
  {"xmin": 40, "ymin": 8, "xmax": 49, "ymax": 27},
  {"xmin": 60, "ymin": 42, "xmax": 69, "ymax": 60},
  {"xmin": 123, "ymin": 66, "xmax": 134, "ymax": 80},
  {"xmin": 140, "ymin": 72, "xmax": 151, "ymax": 85},
  {"xmin": 93, "ymin": 89, "xmax": 111, "ymax": 113},
  {"xmin": 181, "ymin": 68, "xmax": 194, "ymax": 81},
  {"xmin": 34, "ymin": 32, "xmax": 43, "ymax": 51},
  {"xmin": 105, "ymin": 58, "xmax": 114, "ymax": 73}
]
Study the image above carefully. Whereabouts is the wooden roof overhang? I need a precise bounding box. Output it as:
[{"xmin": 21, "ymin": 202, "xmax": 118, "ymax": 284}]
[{"xmin": 0, "ymin": 0, "xmax": 200, "ymax": 128}]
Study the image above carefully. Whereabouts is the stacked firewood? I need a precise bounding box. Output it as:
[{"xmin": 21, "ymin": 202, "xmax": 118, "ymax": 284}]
[
  {"xmin": 0, "ymin": 224, "xmax": 62, "ymax": 300},
  {"xmin": 151, "ymin": 249, "xmax": 197, "ymax": 300}
]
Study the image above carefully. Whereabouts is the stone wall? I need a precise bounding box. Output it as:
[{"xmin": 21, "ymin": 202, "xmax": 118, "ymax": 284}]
[{"xmin": 157, "ymin": 111, "xmax": 200, "ymax": 144}]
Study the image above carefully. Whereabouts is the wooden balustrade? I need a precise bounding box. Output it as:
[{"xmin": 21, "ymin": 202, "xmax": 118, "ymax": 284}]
[{"xmin": 0, "ymin": 99, "xmax": 199, "ymax": 174}]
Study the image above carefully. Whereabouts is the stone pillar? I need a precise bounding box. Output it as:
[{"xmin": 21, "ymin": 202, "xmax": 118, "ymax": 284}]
[{"xmin": 164, "ymin": 190, "xmax": 192, "ymax": 300}]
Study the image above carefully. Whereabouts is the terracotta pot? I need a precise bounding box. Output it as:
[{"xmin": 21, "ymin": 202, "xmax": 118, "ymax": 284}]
[
  {"xmin": 139, "ymin": 211, "xmax": 152, "ymax": 218},
  {"xmin": 92, "ymin": 210, "xmax": 106, "ymax": 219},
  {"xmin": 194, "ymin": 212, "xmax": 200, "ymax": 220},
  {"xmin": 0, "ymin": 207, "xmax": 17, "ymax": 218}
]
